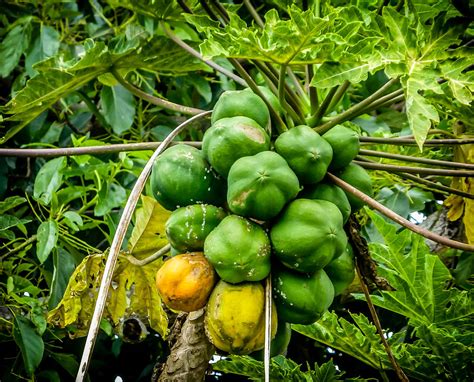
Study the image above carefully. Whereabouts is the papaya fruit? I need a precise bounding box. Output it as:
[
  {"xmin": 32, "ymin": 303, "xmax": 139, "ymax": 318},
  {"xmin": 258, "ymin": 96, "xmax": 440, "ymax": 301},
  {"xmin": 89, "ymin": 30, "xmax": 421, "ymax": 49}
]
[
  {"xmin": 251, "ymin": 321, "xmax": 292, "ymax": 360},
  {"xmin": 155, "ymin": 252, "xmax": 216, "ymax": 312},
  {"xmin": 337, "ymin": 163, "xmax": 373, "ymax": 211},
  {"xmin": 165, "ymin": 204, "xmax": 227, "ymax": 253},
  {"xmin": 272, "ymin": 265, "xmax": 334, "ymax": 325},
  {"xmin": 202, "ymin": 116, "xmax": 270, "ymax": 177},
  {"xmin": 150, "ymin": 145, "xmax": 225, "ymax": 210},
  {"xmin": 323, "ymin": 125, "xmax": 360, "ymax": 170},
  {"xmin": 205, "ymin": 280, "xmax": 277, "ymax": 354},
  {"xmin": 301, "ymin": 181, "xmax": 351, "ymax": 223},
  {"xmin": 324, "ymin": 243, "xmax": 355, "ymax": 296},
  {"xmin": 270, "ymin": 199, "xmax": 347, "ymax": 272},
  {"xmin": 274, "ymin": 125, "xmax": 333, "ymax": 184},
  {"xmin": 244, "ymin": 86, "xmax": 283, "ymax": 115},
  {"xmin": 211, "ymin": 90, "xmax": 270, "ymax": 131},
  {"xmin": 227, "ymin": 151, "xmax": 300, "ymax": 220},
  {"xmin": 204, "ymin": 215, "xmax": 271, "ymax": 283}
]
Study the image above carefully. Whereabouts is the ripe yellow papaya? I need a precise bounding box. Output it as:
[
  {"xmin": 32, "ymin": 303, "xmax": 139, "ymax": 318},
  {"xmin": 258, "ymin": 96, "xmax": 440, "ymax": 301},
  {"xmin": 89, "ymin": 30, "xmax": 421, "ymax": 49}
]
[{"xmin": 205, "ymin": 280, "xmax": 277, "ymax": 354}]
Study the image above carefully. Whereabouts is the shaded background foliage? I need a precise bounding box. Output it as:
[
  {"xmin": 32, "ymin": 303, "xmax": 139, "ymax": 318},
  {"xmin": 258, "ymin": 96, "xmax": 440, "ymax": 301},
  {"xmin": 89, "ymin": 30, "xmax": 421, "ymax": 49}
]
[{"xmin": 0, "ymin": 0, "xmax": 472, "ymax": 381}]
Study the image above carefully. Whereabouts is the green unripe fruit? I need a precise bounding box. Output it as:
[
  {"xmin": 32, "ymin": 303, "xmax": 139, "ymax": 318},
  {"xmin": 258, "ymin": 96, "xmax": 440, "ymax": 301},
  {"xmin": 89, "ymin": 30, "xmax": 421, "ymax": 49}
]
[
  {"xmin": 325, "ymin": 243, "xmax": 355, "ymax": 296},
  {"xmin": 274, "ymin": 125, "xmax": 333, "ymax": 184},
  {"xmin": 204, "ymin": 215, "xmax": 271, "ymax": 283},
  {"xmin": 202, "ymin": 116, "xmax": 270, "ymax": 177},
  {"xmin": 165, "ymin": 204, "xmax": 227, "ymax": 253},
  {"xmin": 227, "ymin": 151, "xmax": 300, "ymax": 221},
  {"xmin": 211, "ymin": 90, "xmax": 270, "ymax": 131},
  {"xmin": 301, "ymin": 182, "xmax": 351, "ymax": 223},
  {"xmin": 270, "ymin": 199, "xmax": 347, "ymax": 272},
  {"xmin": 272, "ymin": 266, "xmax": 334, "ymax": 325},
  {"xmin": 244, "ymin": 86, "xmax": 283, "ymax": 115},
  {"xmin": 337, "ymin": 163, "xmax": 373, "ymax": 211},
  {"xmin": 323, "ymin": 125, "xmax": 360, "ymax": 170},
  {"xmin": 251, "ymin": 321, "xmax": 292, "ymax": 360}
]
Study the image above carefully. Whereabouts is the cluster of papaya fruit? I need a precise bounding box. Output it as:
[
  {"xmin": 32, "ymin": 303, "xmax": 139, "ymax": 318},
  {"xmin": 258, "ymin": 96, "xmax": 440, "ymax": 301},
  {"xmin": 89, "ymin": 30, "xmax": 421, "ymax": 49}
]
[{"xmin": 151, "ymin": 89, "xmax": 373, "ymax": 355}]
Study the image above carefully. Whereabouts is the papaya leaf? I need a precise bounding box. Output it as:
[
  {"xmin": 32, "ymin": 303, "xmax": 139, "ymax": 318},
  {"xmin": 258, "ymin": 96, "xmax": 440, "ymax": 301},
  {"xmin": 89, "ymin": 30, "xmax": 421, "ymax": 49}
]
[
  {"xmin": 292, "ymin": 311, "xmax": 387, "ymax": 370},
  {"xmin": 128, "ymin": 195, "xmax": 170, "ymax": 259},
  {"xmin": 13, "ymin": 315, "xmax": 44, "ymax": 376},
  {"xmin": 105, "ymin": 0, "xmax": 183, "ymax": 20},
  {"xmin": 47, "ymin": 253, "xmax": 168, "ymax": 338}
]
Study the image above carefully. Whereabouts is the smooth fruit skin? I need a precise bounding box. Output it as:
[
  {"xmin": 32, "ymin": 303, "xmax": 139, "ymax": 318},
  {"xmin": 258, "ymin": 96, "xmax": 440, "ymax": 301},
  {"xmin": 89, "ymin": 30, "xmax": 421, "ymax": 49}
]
[
  {"xmin": 227, "ymin": 151, "xmax": 300, "ymax": 220},
  {"xmin": 150, "ymin": 145, "xmax": 225, "ymax": 211},
  {"xmin": 274, "ymin": 125, "xmax": 333, "ymax": 184},
  {"xmin": 202, "ymin": 116, "xmax": 270, "ymax": 177},
  {"xmin": 272, "ymin": 266, "xmax": 334, "ymax": 325},
  {"xmin": 165, "ymin": 204, "xmax": 227, "ymax": 253},
  {"xmin": 323, "ymin": 125, "xmax": 360, "ymax": 170},
  {"xmin": 155, "ymin": 253, "xmax": 216, "ymax": 312},
  {"xmin": 325, "ymin": 243, "xmax": 355, "ymax": 296},
  {"xmin": 211, "ymin": 90, "xmax": 270, "ymax": 131},
  {"xmin": 205, "ymin": 280, "xmax": 277, "ymax": 354},
  {"xmin": 251, "ymin": 321, "xmax": 292, "ymax": 360},
  {"xmin": 244, "ymin": 86, "xmax": 283, "ymax": 115},
  {"xmin": 301, "ymin": 181, "xmax": 351, "ymax": 224},
  {"xmin": 270, "ymin": 199, "xmax": 347, "ymax": 272},
  {"xmin": 337, "ymin": 163, "xmax": 373, "ymax": 211},
  {"xmin": 204, "ymin": 215, "xmax": 271, "ymax": 283}
]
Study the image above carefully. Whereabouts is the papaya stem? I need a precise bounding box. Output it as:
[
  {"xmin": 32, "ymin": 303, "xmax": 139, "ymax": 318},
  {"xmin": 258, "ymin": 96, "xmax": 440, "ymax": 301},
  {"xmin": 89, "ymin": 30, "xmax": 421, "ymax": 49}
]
[
  {"xmin": 264, "ymin": 276, "xmax": 272, "ymax": 382},
  {"xmin": 306, "ymin": 64, "xmax": 318, "ymax": 114},
  {"xmin": 243, "ymin": 0, "xmax": 264, "ymax": 27},
  {"xmin": 327, "ymin": 172, "xmax": 474, "ymax": 252},
  {"xmin": 353, "ymin": 160, "xmax": 474, "ymax": 177},
  {"xmin": 360, "ymin": 136, "xmax": 474, "ymax": 146},
  {"xmin": 307, "ymin": 86, "xmax": 338, "ymax": 127},
  {"xmin": 125, "ymin": 244, "xmax": 170, "ymax": 266},
  {"xmin": 112, "ymin": 69, "xmax": 205, "ymax": 115},
  {"xmin": 327, "ymin": 80, "xmax": 351, "ymax": 112}
]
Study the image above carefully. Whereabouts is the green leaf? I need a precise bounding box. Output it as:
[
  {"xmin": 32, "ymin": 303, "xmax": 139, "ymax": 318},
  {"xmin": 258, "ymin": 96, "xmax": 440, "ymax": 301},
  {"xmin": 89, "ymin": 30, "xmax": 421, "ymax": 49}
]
[
  {"xmin": 49, "ymin": 248, "xmax": 79, "ymax": 309},
  {"xmin": 13, "ymin": 315, "xmax": 44, "ymax": 376},
  {"xmin": 36, "ymin": 220, "xmax": 59, "ymax": 263},
  {"xmin": 128, "ymin": 195, "xmax": 170, "ymax": 259},
  {"xmin": 100, "ymin": 84, "xmax": 136, "ymax": 135},
  {"xmin": 33, "ymin": 157, "xmax": 67, "ymax": 205},
  {"xmin": 62, "ymin": 211, "xmax": 83, "ymax": 231},
  {"xmin": 0, "ymin": 214, "xmax": 31, "ymax": 231},
  {"xmin": 25, "ymin": 25, "xmax": 60, "ymax": 77},
  {"xmin": 0, "ymin": 19, "xmax": 32, "ymax": 78},
  {"xmin": 94, "ymin": 182, "xmax": 127, "ymax": 217}
]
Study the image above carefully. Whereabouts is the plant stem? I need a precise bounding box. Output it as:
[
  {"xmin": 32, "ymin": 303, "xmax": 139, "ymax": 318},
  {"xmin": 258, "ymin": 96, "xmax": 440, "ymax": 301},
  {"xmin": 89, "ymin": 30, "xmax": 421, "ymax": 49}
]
[
  {"xmin": 0, "ymin": 141, "xmax": 202, "ymax": 158},
  {"xmin": 306, "ymin": 65, "xmax": 318, "ymax": 114},
  {"xmin": 2, "ymin": 235, "xmax": 37, "ymax": 257},
  {"xmin": 355, "ymin": 264, "xmax": 409, "ymax": 382},
  {"xmin": 243, "ymin": 0, "xmax": 264, "ymax": 27},
  {"xmin": 360, "ymin": 137, "xmax": 474, "ymax": 146},
  {"xmin": 76, "ymin": 91, "xmax": 110, "ymax": 129},
  {"xmin": 287, "ymin": 67, "xmax": 308, "ymax": 102},
  {"xmin": 358, "ymin": 150, "xmax": 474, "ymax": 169},
  {"xmin": 125, "ymin": 244, "xmax": 170, "ymax": 266},
  {"xmin": 162, "ymin": 24, "xmax": 246, "ymax": 86},
  {"xmin": 209, "ymin": 0, "xmax": 230, "ymax": 23},
  {"xmin": 316, "ymin": 78, "xmax": 400, "ymax": 134},
  {"xmin": 328, "ymin": 80, "xmax": 351, "ymax": 112},
  {"xmin": 177, "ymin": 0, "xmax": 192, "ymax": 13},
  {"xmin": 327, "ymin": 172, "xmax": 474, "ymax": 252},
  {"xmin": 359, "ymin": 88, "xmax": 404, "ymax": 114},
  {"xmin": 307, "ymin": 86, "xmax": 338, "ymax": 127},
  {"xmin": 353, "ymin": 160, "xmax": 474, "ymax": 177},
  {"xmin": 76, "ymin": 111, "xmax": 212, "ymax": 382},
  {"xmin": 112, "ymin": 69, "xmax": 205, "ymax": 115}
]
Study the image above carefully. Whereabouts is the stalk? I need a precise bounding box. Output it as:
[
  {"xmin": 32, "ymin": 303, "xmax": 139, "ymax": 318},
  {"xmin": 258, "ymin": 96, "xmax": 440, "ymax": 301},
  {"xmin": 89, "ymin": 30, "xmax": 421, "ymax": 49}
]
[
  {"xmin": 307, "ymin": 86, "xmax": 338, "ymax": 127},
  {"xmin": 353, "ymin": 160, "xmax": 474, "ymax": 177},
  {"xmin": 360, "ymin": 137, "xmax": 474, "ymax": 146}
]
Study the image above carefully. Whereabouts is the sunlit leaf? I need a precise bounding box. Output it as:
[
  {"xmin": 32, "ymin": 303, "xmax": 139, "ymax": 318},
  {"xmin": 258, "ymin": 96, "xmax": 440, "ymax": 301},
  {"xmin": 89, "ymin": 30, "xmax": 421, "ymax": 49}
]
[
  {"xmin": 33, "ymin": 157, "xmax": 67, "ymax": 205},
  {"xmin": 25, "ymin": 25, "xmax": 60, "ymax": 77}
]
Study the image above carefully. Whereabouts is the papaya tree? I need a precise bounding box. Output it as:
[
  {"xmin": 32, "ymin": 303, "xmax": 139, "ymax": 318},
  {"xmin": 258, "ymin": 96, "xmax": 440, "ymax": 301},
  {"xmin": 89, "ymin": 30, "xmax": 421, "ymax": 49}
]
[{"xmin": 0, "ymin": 1, "xmax": 473, "ymax": 381}]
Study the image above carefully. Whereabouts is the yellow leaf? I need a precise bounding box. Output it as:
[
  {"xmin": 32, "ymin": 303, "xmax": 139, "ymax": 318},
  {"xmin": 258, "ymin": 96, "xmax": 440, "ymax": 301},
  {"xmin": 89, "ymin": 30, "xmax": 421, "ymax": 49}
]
[
  {"xmin": 128, "ymin": 195, "xmax": 171, "ymax": 259},
  {"xmin": 444, "ymin": 194, "xmax": 464, "ymax": 222},
  {"xmin": 463, "ymin": 178, "xmax": 474, "ymax": 245}
]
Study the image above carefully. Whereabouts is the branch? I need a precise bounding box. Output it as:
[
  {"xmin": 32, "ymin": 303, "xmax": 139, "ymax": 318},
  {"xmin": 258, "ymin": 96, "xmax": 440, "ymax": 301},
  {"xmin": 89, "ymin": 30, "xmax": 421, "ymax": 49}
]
[
  {"xmin": 360, "ymin": 137, "xmax": 474, "ymax": 146},
  {"xmin": 0, "ymin": 141, "xmax": 202, "ymax": 158},
  {"xmin": 353, "ymin": 160, "xmax": 474, "ymax": 177},
  {"xmin": 307, "ymin": 86, "xmax": 338, "ymax": 127},
  {"xmin": 76, "ymin": 111, "xmax": 212, "ymax": 382},
  {"xmin": 112, "ymin": 69, "xmax": 205, "ymax": 115},
  {"xmin": 358, "ymin": 150, "xmax": 474, "ymax": 169},
  {"xmin": 306, "ymin": 64, "xmax": 318, "ymax": 113},
  {"xmin": 125, "ymin": 244, "xmax": 170, "ymax": 267},
  {"xmin": 243, "ymin": 0, "xmax": 264, "ymax": 27},
  {"xmin": 264, "ymin": 276, "xmax": 272, "ymax": 382},
  {"xmin": 326, "ymin": 172, "xmax": 474, "ymax": 252},
  {"xmin": 328, "ymin": 80, "xmax": 351, "ymax": 112}
]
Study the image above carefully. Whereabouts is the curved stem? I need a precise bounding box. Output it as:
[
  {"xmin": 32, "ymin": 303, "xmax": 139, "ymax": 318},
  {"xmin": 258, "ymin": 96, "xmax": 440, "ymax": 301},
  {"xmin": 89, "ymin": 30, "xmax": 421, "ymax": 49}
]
[
  {"xmin": 306, "ymin": 64, "xmax": 318, "ymax": 113},
  {"xmin": 308, "ymin": 86, "xmax": 338, "ymax": 127},
  {"xmin": 0, "ymin": 141, "xmax": 202, "ymax": 158},
  {"xmin": 327, "ymin": 172, "xmax": 474, "ymax": 252},
  {"xmin": 360, "ymin": 137, "xmax": 474, "ymax": 146},
  {"xmin": 315, "ymin": 78, "xmax": 399, "ymax": 134},
  {"xmin": 76, "ymin": 91, "xmax": 110, "ymax": 129},
  {"xmin": 112, "ymin": 69, "xmax": 205, "ymax": 115},
  {"xmin": 76, "ymin": 111, "xmax": 212, "ymax": 382},
  {"xmin": 359, "ymin": 89, "xmax": 404, "ymax": 114},
  {"xmin": 328, "ymin": 80, "xmax": 351, "ymax": 112},
  {"xmin": 358, "ymin": 150, "xmax": 474, "ymax": 169},
  {"xmin": 353, "ymin": 160, "xmax": 474, "ymax": 177},
  {"xmin": 243, "ymin": 0, "xmax": 264, "ymax": 27},
  {"xmin": 125, "ymin": 244, "xmax": 170, "ymax": 266},
  {"xmin": 162, "ymin": 24, "xmax": 246, "ymax": 86}
]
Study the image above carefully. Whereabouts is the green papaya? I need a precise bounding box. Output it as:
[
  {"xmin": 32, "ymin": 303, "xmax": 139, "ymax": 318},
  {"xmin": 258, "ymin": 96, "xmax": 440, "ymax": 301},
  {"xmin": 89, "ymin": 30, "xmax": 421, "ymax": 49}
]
[
  {"xmin": 337, "ymin": 163, "xmax": 373, "ymax": 211},
  {"xmin": 204, "ymin": 215, "xmax": 271, "ymax": 283},
  {"xmin": 270, "ymin": 199, "xmax": 347, "ymax": 272},
  {"xmin": 323, "ymin": 125, "xmax": 360, "ymax": 170},
  {"xmin": 272, "ymin": 266, "xmax": 334, "ymax": 325},
  {"xmin": 227, "ymin": 151, "xmax": 300, "ymax": 220},
  {"xmin": 324, "ymin": 243, "xmax": 355, "ymax": 296},
  {"xmin": 205, "ymin": 280, "xmax": 277, "ymax": 354},
  {"xmin": 211, "ymin": 90, "xmax": 270, "ymax": 131},
  {"xmin": 301, "ymin": 181, "xmax": 351, "ymax": 224},
  {"xmin": 251, "ymin": 321, "xmax": 292, "ymax": 360},
  {"xmin": 150, "ymin": 145, "xmax": 225, "ymax": 211},
  {"xmin": 244, "ymin": 86, "xmax": 283, "ymax": 115},
  {"xmin": 275, "ymin": 125, "xmax": 333, "ymax": 184},
  {"xmin": 165, "ymin": 204, "xmax": 227, "ymax": 252},
  {"xmin": 202, "ymin": 116, "xmax": 270, "ymax": 177}
]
